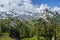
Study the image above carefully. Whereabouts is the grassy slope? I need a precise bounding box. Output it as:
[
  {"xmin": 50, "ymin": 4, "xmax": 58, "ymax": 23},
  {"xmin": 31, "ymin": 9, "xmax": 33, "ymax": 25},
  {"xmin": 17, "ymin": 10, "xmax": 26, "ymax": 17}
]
[
  {"xmin": 0, "ymin": 34, "xmax": 37, "ymax": 40},
  {"xmin": 0, "ymin": 33, "xmax": 55, "ymax": 40},
  {"xmin": 23, "ymin": 36, "xmax": 37, "ymax": 40},
  {"xmin": 0, "ymin": 33, "xmax": 15, "ymax": 40}
]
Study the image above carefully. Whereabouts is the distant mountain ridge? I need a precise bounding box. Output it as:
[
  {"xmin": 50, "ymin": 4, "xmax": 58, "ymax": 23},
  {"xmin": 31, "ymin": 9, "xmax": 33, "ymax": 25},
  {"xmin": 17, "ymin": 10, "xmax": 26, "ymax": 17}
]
[{"xmin": 0, "ymin": 8, "xmax": 60, "ymax": 22}]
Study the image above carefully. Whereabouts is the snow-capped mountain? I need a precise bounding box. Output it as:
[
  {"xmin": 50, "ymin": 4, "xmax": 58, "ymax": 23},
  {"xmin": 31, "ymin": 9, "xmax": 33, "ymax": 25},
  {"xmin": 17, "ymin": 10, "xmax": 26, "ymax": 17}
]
[
  {"xmin": 0, "ymin": 10, "xmax": 37, "ymax": 20},
  {"xmin": 35, "ymin": 9, "xmax": 60, "ymax": 22},
  {"xmin": 0, "ymin": 8, "xmax": 60, "ymax": 22},
  {"xmin": 0, "ymin": 0, "xmax": 60, "ymax": 22}
]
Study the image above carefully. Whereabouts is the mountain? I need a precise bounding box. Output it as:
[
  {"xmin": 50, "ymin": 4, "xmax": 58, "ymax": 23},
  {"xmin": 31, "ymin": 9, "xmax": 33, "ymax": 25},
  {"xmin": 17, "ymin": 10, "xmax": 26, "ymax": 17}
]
[
  {"xmin": 0, "ymin": 8, "xmax": 60, "ymax": 22},
  {"xmin": 35, "ymin": 9, "xmax": 60, "ymax": 22},
  {"xmin": 0, "ymin": 11, "xmax": 36, "ymax": 20}
]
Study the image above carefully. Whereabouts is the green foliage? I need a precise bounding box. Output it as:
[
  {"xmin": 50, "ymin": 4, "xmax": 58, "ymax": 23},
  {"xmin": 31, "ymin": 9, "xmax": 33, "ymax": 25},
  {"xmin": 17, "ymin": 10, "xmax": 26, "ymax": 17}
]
[{"xmin": 0, "ymin": 17, "xmax": 60, "ymax": 40}]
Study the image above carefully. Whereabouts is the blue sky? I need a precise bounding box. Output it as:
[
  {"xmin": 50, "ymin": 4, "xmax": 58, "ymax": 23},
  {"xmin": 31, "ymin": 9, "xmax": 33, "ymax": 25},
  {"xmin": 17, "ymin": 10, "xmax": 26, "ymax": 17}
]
[{"xmin": 32, "ymin": 0, "xmax": 60, "ymax": 7}]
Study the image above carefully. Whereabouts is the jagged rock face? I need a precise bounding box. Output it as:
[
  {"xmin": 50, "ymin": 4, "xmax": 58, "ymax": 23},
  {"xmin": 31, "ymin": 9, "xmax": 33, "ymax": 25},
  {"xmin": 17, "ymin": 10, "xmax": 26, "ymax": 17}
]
[
  {"xmin": 0, "ymin": 9, "xmax": 60, "ymax": 22},
  {"xmin": 35, "ymin": 9, "xmax": 60, "ymax": 22},
  {"xmin": 0, "ymin": 11, "xmax": 36, "ymax": 20}
]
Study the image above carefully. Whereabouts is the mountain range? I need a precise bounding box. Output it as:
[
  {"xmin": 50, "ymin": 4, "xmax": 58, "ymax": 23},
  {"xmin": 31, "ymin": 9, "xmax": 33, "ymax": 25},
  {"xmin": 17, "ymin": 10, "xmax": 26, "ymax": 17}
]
[{"xmin": 0, "ymin": 8, "xmax": 60, "ymax": 22}]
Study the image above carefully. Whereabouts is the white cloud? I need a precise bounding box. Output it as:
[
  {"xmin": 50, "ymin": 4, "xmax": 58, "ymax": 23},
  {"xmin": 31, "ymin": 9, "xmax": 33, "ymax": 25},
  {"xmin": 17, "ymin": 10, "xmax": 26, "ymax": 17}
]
[
  {"xmin": 0, "ymin": 0, "xmax": 37, "ymax": 15},
  {"xmin": 38, "ymin": 4, "xmax": 49, "ymax": 10},
  {"xmin": 36, "ymin": 4, "xmax": 49, "ymax": 13},
  {"xmin": 36, "ymin": 4, "xmax": 60, "ymax": 13},
  {"xmin": 0, "ymin": 0, "xmax": 60, "ymax": 15},
  {"xmin": 51, "ymin": 7, "xmax": 60, "ymax": 11}
]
